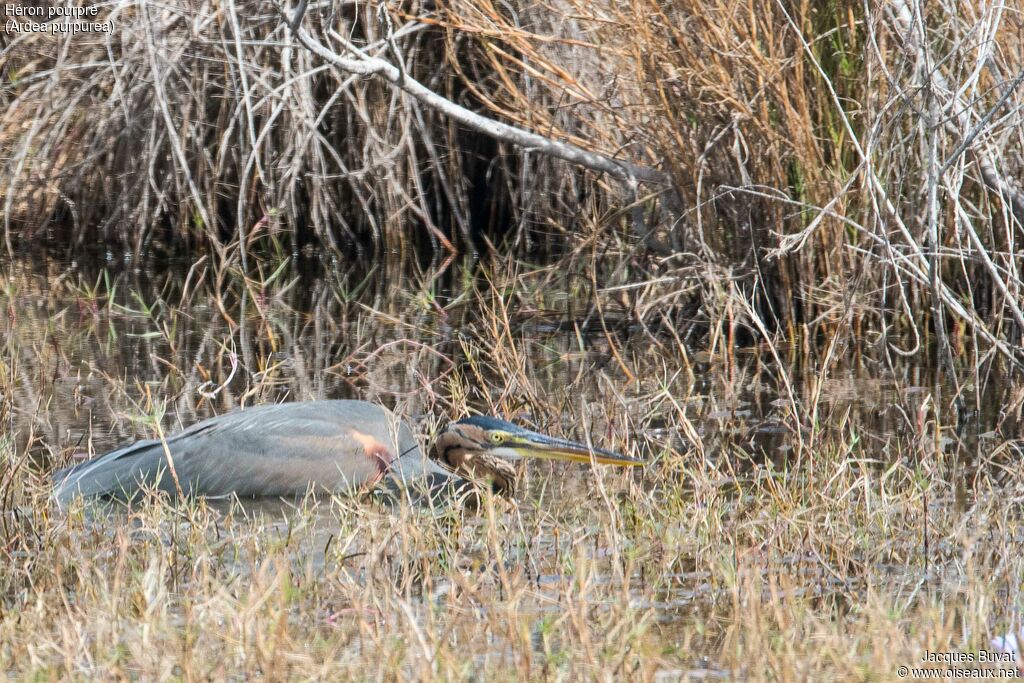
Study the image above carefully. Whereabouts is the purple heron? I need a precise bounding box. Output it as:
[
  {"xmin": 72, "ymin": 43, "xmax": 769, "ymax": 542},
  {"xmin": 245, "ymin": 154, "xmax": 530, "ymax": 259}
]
[{"xmin": 52, "ymin": 400, "xmax": 643, "ymax": 507}]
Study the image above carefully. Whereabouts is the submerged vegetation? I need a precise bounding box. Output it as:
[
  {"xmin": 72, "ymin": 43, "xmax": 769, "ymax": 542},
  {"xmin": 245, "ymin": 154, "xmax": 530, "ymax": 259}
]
[{"xmin": 1, "ymin": 0, "xmax": 1024, "ymax": 679}]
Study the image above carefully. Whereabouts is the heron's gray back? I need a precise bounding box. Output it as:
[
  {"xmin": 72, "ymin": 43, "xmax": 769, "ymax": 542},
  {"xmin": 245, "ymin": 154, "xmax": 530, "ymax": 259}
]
[{"xmin": 52, "ymin": 400, "xmax": 425, "ymax": 506}]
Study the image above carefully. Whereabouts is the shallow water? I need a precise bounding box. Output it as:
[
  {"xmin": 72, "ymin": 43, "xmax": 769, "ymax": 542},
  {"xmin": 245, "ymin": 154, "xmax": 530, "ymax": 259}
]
[
  {"xmin": 2, "ymin": 257, "xmax": 1016, "ymax": 677},
  {"xmin": 4, "ymin": 259, "xmax": 991, "ymax": 475}
]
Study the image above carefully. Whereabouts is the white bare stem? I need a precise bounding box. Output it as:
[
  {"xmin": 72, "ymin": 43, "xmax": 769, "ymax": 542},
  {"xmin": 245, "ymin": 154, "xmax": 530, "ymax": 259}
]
[{"xmin": 289, "ymin": 19, "xmax": 667, "ymax": 187}]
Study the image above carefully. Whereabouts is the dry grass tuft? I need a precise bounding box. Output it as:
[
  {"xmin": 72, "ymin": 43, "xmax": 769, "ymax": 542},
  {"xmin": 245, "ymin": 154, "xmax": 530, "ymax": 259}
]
[{"xmin": 2, "ymin": 262, "xmax": 1024, "ymax": 679}]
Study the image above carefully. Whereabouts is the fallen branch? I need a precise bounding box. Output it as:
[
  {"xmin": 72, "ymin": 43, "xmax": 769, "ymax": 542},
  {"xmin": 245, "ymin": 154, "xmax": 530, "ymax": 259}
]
[{"xmin": 285, "ymin": 7, "xmax": 668, "ymax": 188}]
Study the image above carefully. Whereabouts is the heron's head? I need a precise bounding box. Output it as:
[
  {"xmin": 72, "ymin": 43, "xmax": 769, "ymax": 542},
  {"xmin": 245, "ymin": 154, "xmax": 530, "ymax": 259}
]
[
  {"xmin": 434, "ymin": 414, "xmax": 644, "ymax": 495},
  {"xmin": 448, "ymin": 415, "xmax": 643, "ymax": 464}
]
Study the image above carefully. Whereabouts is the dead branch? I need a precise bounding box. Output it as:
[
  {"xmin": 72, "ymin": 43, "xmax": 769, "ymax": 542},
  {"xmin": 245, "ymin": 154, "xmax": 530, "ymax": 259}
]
[{"xmin": 286, "ymin": 9, "xmax": 668, "ymax": 188}]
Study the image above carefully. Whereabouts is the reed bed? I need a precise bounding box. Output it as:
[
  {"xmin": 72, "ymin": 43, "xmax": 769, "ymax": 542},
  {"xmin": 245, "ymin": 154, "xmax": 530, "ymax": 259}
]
[
  {"xmin": 2, "ymin": 261, "xmax": 1024, "ymax": 679},
  {"xmin": 3, "ymin": 0, "xmax": 1024, "ymax": 677},
  {"xmin": 3, "ymin": 0, "xmax": 1023, "ymax": 370}
]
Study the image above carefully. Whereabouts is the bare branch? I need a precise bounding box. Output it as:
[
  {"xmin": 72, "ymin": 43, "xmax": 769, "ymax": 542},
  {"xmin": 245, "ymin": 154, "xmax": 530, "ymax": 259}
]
[{"xmin": 287, "ymin": 16, "xmax": 668, "ymax": 187}]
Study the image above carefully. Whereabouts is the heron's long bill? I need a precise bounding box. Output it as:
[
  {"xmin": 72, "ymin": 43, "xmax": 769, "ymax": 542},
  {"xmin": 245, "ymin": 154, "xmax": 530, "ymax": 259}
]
[{"xmin": 508, "ymin": 431, "xmax": 644, "ymax": 466}]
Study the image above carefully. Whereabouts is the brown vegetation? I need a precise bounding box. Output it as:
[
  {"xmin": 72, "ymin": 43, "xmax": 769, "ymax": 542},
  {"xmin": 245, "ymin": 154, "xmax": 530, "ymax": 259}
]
[
  {"xmin": 2, "ymin": 0, "xmax": 1022, "ymax": 368},
  {"xmin": 0, "ymin": 260, "xmax": 1022, "ymax": 678},
  {"xmin": 3, "ymin": 0, "xmax": 1024, "ymax": 678}
]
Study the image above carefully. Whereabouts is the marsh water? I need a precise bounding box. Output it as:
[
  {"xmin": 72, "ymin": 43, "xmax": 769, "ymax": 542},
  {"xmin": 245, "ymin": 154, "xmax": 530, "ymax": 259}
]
[
  {"xmin": 1, "ymin": 256, "xmax": 1011, "ymax": 677},
  {"xmin": 6, "ymin": 258, "xmax": 985, "ymax": 468}
]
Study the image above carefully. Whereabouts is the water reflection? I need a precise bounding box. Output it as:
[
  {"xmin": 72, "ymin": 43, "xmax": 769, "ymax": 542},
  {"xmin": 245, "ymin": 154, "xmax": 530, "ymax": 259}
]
[{"xmin": 1, "ymin": 258, "xmax": 1008, "ymax": 489}]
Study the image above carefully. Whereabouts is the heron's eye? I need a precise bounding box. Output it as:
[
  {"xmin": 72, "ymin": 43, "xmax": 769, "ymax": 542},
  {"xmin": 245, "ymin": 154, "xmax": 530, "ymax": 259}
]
[{"xmin": 490, "ymin": 432, "xmax": 505, "ymax": 444}]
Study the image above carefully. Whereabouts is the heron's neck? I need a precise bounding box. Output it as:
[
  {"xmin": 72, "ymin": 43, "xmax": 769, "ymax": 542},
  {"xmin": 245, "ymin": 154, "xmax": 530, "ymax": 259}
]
[
  {"xmin": 431, "ymin": 430, "xmax": 470, "ymax": 469},
  {"xmin": 431, "ymin": 430, "xmax": 516, "ymax": 496}
]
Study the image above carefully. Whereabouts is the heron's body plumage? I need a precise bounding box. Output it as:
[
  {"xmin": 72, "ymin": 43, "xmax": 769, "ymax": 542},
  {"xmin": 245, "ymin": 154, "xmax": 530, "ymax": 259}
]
[{"xmin": 52, "ymin": 401, "xmax": 439, "ymax": 506}]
